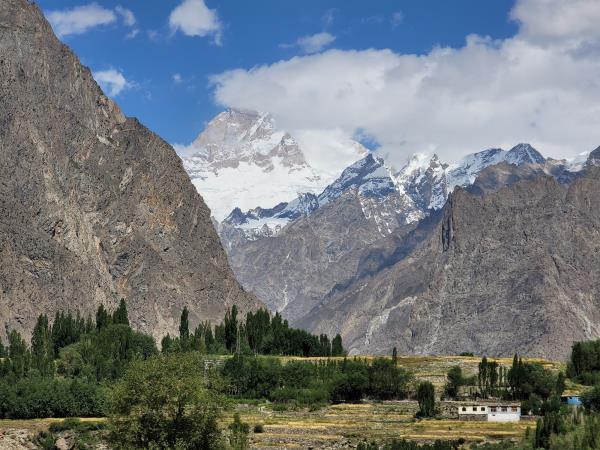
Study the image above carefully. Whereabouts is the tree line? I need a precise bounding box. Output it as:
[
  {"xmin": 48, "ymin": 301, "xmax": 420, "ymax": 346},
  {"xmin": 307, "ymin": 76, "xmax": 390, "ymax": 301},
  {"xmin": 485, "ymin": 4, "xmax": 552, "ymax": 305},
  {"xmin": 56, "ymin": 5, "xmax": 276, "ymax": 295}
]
[{"xmin": 160, "ymin": 305, "xmax": 345, "ymax": 357}]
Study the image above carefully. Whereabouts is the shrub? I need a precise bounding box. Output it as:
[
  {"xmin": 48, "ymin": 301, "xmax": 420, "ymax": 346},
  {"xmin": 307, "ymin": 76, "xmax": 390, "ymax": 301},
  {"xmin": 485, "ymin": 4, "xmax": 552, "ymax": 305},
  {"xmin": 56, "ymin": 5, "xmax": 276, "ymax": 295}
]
[{"xmin": 108, "ymin": 353, "xmax": 223, "ymax": 450}]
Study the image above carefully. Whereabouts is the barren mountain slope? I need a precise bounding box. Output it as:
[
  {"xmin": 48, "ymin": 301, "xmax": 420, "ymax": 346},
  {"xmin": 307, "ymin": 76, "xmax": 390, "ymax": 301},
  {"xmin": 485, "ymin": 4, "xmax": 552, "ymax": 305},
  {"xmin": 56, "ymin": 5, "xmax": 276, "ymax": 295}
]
[
  {"xmin": 299, "ymin": 164, "xmax": 600, "ymax": 360},
  {"xmin": 0, "ymin": 0, "xmax": 261, "ymax": 342}
]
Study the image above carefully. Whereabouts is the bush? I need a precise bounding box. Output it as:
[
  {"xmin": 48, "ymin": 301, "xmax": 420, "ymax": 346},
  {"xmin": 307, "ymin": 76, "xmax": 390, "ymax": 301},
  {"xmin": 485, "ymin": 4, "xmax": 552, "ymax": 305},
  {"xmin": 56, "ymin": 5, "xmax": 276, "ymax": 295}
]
[
  {"xmin": 253, "ymin": 424, "xmax": 264, "ymax": 433},
  {"xmin": 108, "ymin": 353, "xmax": 223, "ymax": 450},
  {"xmin": 0, "ymin": 378, "xmax": 105, "ymax": 419},
  {"xmin": 270, "ymin": 385, "xmax": 330, "ymax": 406},
  {"xmin": 582, "ymin": 385, "xmax": 600, "ymax": 412}
]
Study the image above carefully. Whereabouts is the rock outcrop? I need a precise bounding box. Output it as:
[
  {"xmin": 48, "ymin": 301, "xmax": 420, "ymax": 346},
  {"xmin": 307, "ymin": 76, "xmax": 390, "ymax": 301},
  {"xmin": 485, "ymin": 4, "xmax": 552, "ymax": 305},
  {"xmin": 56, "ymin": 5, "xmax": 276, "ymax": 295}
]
[{"xmin": 0, "ymin": 0, "xmax": 261, "ymax": 342}]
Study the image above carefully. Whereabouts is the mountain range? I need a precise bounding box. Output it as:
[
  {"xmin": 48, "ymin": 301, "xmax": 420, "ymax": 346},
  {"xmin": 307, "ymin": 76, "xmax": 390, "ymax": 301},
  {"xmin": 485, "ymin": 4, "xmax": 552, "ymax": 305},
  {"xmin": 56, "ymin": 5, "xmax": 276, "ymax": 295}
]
[{"xmin": 183, "ymin": 108, "xmax": 599, "ymax": 359}]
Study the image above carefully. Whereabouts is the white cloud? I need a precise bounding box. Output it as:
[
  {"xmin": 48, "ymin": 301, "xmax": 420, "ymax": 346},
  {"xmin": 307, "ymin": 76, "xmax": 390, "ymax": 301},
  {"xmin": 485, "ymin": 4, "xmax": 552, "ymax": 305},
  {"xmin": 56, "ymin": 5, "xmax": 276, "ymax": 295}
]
[
  {"xmin": 173, "ymin": 73, "xmax": 183, "ymax": 83},
  {"xmin": 93, "ymin": 69, "xmax": 132, "ymax": 97},
  {"xmin": 169, "ymin": 0, "xmax": 222, "ymax": 44},
  {"xmin": 282, "ymin": 32, "xmax": 336, "ymax": 54},
  {"xmin": 115, "ymin": 5, "xmax": 136, "ymax": 27},
  {"xmin": 511, "ymin": 0, "xmax": 600, "ymax": 44},
  {"xmin": 46, "ymin": 3, "xmax": 116, "ymax": 37},
  {"xmin": 211, "ymin": 0, "xmax": 600, "ymax": 166},
  {"xmin": 46, "ymin": 3, "xmax": 137, "ymax": 38}
]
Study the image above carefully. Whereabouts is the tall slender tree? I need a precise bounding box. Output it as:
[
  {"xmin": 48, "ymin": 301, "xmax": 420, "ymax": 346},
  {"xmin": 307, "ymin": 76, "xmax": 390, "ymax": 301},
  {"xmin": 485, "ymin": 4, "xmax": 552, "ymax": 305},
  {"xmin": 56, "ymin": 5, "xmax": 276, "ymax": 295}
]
[
  {"xmin": 179, "ymin": 307, "xmax": 190, "ymax": 351},
  {"xmin": 113, "ymin": 299, "xmax": 129, "ymax": 326},
  {"xmin": 31, "ymin": 314, "xmax": 54, "ymax": 376}
]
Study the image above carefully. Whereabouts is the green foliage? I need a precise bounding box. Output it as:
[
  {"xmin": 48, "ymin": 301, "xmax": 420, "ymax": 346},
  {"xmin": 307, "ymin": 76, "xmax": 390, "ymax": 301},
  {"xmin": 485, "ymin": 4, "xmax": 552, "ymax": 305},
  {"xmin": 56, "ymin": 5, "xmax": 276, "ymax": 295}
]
[
  {"xmin": 174, "ymin": 307, "xmax": 345, "ymax": 357},
  {"xmin": 555, "ymin": 371, "xmax": 566, "ymax": 397},
  {"xmin": 224, "ymin": 305, "xmax": 239, "ymax": 353},
  {"xmin": 31, "ymin": 314, "xmax": 54, "ymax": 377},
  {"xmin": 0, "ymin": 377, "xmax": 104, "ymax": 419},
  {"xmin": 478, "ymin": 357, "xmax": 500, "ymax": 398},
  {"xmin": 179, "ymin": 306, "xmax": 190, "ymax": 351},
  {"xmin": 569, "ymin": 340, "xmax": 600, "ymax": 385},
  {"xmin": 58, "ymin": 324, "xmax": 157, "ymax": 381},
  {"xmin": 582, "ymin": 385, "xmax": 600, "ymax": 412},
  {"xmin": 95, "ymin": 304, "xmax": 111, "ymax": 330},
  {"xmin": 357, "ymin": 439, "xmax": 461, "ymax": 450},
  {"xmin": 7, "ymin": 329, "xmax": 31, "ymax": 379},
  {"xmin": 221, "ymin": 355, "xmax": 412, "ymax": 405},
  {"xmin": 228, "ymin": 412, "xmax": 250, "ymax": 450},
  {"xmin": 367, "ymin": 358, "xmax": 413, "ymax": 400},
  {"xmin": 534, "ymin": 411, "xmax": 566, "ymax": 449},
  {"xmin": 507, "ymin": 354, "xmax": 559, "ymax": 401},
  {"xmin": 332, "ymin": 334, "xmax": 344, "ymax": 356},
  {"xmin": 48, "ymin": 417, "xmax": 106, "ymax": 433},
  {"xmin": 444, "ymin": 366, "xmax": 465, "ymax": 400},
  {"xmin": 108, "ymin": 353, "xmax": 224, "ymax": 450},
  {"xmin": 416, "ymin": 381, "xmax": 436, "ymax": 418},
  {"xmin": 112, "ymin": 299, "xmax": 129, "ymax": 326}
]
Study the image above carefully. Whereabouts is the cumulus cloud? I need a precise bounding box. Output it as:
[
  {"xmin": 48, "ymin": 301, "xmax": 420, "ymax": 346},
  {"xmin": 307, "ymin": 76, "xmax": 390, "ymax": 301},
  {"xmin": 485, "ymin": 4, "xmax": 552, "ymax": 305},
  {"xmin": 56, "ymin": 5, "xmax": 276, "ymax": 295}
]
[
  {"xmin": 46, "ymin": 3, "xmax": 116, "ymax": 37},
  {"xmin": 511, "ymin": 0, "xmax": 600, "ymax": 44},
  {"xmin": 169, "ymin": 0, "xmax": 222, "ymax": 44},
  {"xmin": 46, "ymin": 3, "xmax": 137, "ymax": 38},
  {"xmin": 211, "ymin": 0, "xmax": 600, "ymax": 166},
  {"xmin": 93, "ymin": 69, "xmax": 132, "ymax": 97},
  {"xmin": 282, "ymin": 32, "xmax": 336, "ymax": 54}
]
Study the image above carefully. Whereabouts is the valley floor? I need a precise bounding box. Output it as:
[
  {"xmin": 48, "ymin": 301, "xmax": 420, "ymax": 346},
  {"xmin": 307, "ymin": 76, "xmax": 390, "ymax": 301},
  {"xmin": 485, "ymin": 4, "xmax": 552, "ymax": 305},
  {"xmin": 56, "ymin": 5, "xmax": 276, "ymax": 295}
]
[{"xmin": 231, "ymin": 401, "xmax": 532, "ymax": 449}]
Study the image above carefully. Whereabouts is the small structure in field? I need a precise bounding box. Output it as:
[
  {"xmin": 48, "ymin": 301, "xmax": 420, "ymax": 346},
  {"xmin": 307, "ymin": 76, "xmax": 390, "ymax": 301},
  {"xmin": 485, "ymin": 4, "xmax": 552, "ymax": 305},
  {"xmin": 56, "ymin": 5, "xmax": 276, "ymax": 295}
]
[
  {"xmin": 561, "ymin": 395, "xmax": 582, "ymax": 406},
  {"xmin": 457, "ymin": 403, "xmax": 521, "ymax": 422}
]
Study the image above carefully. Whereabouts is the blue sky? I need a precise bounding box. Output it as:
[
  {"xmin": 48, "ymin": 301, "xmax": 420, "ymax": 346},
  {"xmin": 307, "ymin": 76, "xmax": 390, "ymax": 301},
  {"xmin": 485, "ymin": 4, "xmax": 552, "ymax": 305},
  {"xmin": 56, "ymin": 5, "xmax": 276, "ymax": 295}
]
[
  {"xmin": 41, "ymin": 0, "xmax": 517, "ymax": 146},
  {"xmin": 40, "ymin": 0, "xmax": 600, "ymax": 164}
]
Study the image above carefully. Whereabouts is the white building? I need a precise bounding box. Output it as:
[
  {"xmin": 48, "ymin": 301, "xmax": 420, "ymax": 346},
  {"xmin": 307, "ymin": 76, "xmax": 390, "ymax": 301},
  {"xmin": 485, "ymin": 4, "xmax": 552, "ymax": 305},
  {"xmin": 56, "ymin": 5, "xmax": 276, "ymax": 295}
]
[{"xmin": 458, "ymin": 403, "xmax": 521, "ymax": 422}]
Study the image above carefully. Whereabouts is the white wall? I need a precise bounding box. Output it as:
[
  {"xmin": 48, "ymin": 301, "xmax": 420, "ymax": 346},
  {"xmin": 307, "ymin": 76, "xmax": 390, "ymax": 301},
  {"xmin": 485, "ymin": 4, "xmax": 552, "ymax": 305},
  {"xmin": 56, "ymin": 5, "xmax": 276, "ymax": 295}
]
[{"xmin": 488, "ymin": 411, "xmax": 521, "ymax": 422}]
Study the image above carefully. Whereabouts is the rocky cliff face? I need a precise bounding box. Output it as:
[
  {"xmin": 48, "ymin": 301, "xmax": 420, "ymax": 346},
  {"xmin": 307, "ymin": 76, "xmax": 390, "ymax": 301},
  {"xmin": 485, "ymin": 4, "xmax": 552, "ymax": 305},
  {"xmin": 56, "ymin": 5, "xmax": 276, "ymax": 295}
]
[
  {"xmin": 298, "ymin": 160, "xmax": 600, "ymax": 359},
  {"xmin": 0, "ymin": 0, "xmax": 261, "ymax": 342}
]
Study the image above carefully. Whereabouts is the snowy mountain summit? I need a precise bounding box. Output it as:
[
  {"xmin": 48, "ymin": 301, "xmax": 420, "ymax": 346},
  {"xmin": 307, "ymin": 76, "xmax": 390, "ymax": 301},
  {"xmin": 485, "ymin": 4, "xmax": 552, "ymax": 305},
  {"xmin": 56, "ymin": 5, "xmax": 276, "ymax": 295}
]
[
  {"xmin": 181, "ymin": 109, "xmax": 366, "ymax": 220},
  {"xmin": 219, "ymin": 143, "xmax": 556, "ymax": 241}
]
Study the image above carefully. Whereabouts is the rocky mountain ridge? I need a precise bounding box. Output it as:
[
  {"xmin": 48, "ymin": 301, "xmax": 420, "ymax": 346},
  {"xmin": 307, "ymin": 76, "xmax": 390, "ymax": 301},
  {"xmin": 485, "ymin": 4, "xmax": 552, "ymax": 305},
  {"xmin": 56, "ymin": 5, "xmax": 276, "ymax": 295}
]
[
  {"xmin": 0, "ymin": 0, "xmax": 261, "ymax": 343},
  {"xmin": 299, "ymin": 152, "xmax": 600, "ymax": 359},
  {"xmin": 219, "ymin": 143, "xmax": 557, "ymax": 243}
]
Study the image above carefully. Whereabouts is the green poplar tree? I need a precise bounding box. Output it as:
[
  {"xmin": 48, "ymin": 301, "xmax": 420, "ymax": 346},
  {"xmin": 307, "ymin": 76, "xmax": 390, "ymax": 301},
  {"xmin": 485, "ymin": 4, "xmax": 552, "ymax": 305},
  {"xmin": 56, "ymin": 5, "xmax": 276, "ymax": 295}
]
[
  {"xmin": 31, "ymin": 314, "xmax": 54, "ymax": 377},
  {"xmin": 179, "ymin": 307, "xmax": 190, "ymax": 351},
  {"xmin": 113, "ymin": 299, "xmax": 129, "ymax": 326},
  {"xmin": 96, "ymin": 304, "xmax": 110, "ymax": 330}
]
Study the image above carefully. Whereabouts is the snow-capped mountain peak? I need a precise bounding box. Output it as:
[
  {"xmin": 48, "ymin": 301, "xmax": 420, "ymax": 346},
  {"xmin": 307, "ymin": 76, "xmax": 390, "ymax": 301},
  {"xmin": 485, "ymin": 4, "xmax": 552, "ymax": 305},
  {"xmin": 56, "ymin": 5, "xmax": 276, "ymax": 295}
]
[
  {"xmin": 505, "ymin": 143, "xmax": 545, "ymax": 165},
  {"xmin": 181, "ymin": 108, "xmax": 364, "ymax": 220}
]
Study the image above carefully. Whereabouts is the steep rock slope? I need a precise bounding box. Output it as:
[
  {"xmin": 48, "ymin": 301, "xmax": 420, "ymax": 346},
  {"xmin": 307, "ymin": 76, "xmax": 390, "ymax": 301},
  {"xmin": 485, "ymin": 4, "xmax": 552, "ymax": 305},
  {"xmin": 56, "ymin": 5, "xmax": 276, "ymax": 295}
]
[
  {"xmin": 0, "ymin": 0, "xmax": 261, "ymax": 342},
  {"xmin": 222, "ymin": 145, "xmax": 566, "ymax": 323},
  {"xmin": 299, "ymin": 160, "xmax": 600, "ymax": 359},
  {"xmin": 224, "ymin": 154, "xmax": 419, "ymax": 317}
]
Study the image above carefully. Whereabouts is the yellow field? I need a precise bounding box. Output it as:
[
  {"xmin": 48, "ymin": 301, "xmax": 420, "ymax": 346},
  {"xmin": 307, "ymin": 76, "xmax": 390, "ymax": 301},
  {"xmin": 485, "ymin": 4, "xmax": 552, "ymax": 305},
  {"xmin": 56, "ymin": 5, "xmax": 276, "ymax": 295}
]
[{"xmin": 226, "ymin": 402, "xmax": 532, "ymax": 449}]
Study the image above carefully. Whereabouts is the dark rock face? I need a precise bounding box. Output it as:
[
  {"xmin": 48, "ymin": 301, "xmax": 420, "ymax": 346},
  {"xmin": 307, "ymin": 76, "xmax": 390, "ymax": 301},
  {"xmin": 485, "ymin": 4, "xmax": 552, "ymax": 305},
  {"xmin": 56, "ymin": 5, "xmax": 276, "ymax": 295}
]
[
  {"xmin": 0, "ymin": 0, "xmax": 261, "ymax": 341},
  {"xmin": 299, "ymin": 168, "xmax": 600, "ymax": 360}
]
